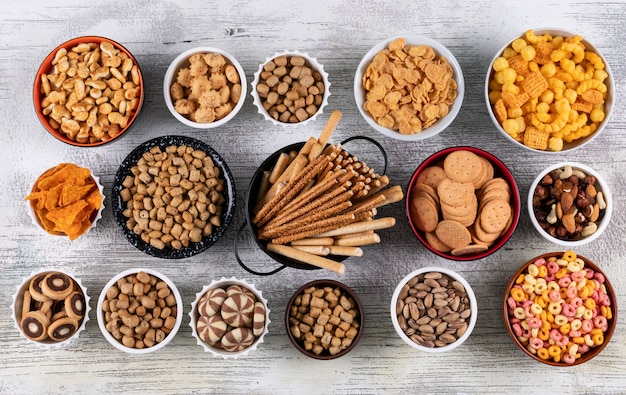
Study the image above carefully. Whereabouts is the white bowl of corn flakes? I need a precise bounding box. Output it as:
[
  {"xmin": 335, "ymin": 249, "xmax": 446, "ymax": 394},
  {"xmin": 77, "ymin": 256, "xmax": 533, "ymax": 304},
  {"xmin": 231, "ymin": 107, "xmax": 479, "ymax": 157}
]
[
  {"xmin": 485, "ymin": 28, "xmax": 614, "ymax": 153},
  {"xmin": 164, "ymin": 47, "xmax": 247, "ymax": 129},
  {"xmin": 354, "ymin": 35, "xmax": 464, "ymax": 141}
]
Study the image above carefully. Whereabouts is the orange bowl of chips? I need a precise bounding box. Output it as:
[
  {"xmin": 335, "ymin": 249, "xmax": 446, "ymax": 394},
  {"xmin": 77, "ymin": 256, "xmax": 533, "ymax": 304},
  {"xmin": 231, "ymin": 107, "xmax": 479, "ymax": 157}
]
[
  {"xmin": 33, "ymin": 36, "xmax": 144, "ymax": 147},
  {"xmin": 485, "ymin": 28, "xmax": 614, "ymax": 153},
  {"xmin": 354, "ymin": 35, "xmax": 464, "ymax": 141},
  {"xmin": 406, "ymin": 146, "xmax": 520, "ymax": 261},
  {"xmin": 25, "ymin": 163, "xmax": 104, "ymax": 240},
  {"xmin": 164, "ymin": 47, "xmax": 247, "ymax": 128}
]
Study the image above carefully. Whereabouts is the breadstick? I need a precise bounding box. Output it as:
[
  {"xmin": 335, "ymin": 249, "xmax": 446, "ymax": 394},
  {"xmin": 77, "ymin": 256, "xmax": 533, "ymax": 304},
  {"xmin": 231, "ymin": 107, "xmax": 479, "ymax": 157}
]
[
  {"xmin": 333, "ymin": 233, "xmax": 381, "ymax": 246},
  {"xmin": 333, "ymin": 230, "xmax": 374, "ymax": 239},
  {"xmin": 256, "ymin": 171, "xmax": 271, "ymax": 205},
  {"xmin": 352, "ymin": 185, "xmax": 404, "ymax": 210},
  {"xmin": 267, "ymin": 243, "xmax": 345, "ymax": 274},
  {"xmin": 365, "ymin": 175, "xmax": 390, "ymax": 196},
  {"xmin": 289, "ymin": 237, "xmax": 335, "ymax": 246},
  {"xmin": 327, "ymin": 245, "xmax": 364, "ymax": 257},
  {"xmin": 270, "ymin": 213, "xmax": 356, "ymax": 245},
  {"xmin": 308, "ymin": 142, "xmax": 323, "ymax": 162},
  {"xmin": 269, "ymin": 152, "xmax": 291, "ymax": 184},
  {"xmin": 291, "ymin": 245, "xmax": 330, "ymax": 256},
  {"xmin": 314, "ymin": 217, "xmax": 396, "ymax": 237},
  {"xmin": 318, "ymin": 109, "xmax": 342, "ymax": 146}
]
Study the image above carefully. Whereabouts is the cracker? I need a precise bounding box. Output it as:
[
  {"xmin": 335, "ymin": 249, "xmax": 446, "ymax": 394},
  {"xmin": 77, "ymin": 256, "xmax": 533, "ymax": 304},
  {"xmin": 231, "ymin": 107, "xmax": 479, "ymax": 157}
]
[
  {"xmin": 451, "ymin": 244, "xmax": 488, "ymax": 256},
  {"xmin": 437, "ymin": 178, "xmax": 474, "ymax": 207},
  {"xmin": 443, "ymin": 150, "xmax": 483, "ymax": 184},
  {"xmin": 409, "ymin": 196, "xmax": 439, "ymax": 233},
  {"xmin": 494, "ymin": 99, "xmax": 507, "ymax": 123},
  {"xmin": 521, "ymin": 71, "xmax": 548, "ymax": 98},
  {"xmin": 523, "ymin": 125, "xmax": 549, "ymax": 150},
  {"xmin": 412, "ymin": 182, "xmax": 440, "ymax": 205},
  {"xmin": 473, "ymin": 216, "xmax": 501, "ymax": 245},
  {"xmin": 434, "ymin": 220, "xmax": 471, "ymax": 249},
  {"xmin": 416, "ymin": 166, "xmax": 447, "ymax": 190},
  {"xmin": 479, "ymin": 198, "xmax": 512, "ymax": 234},
  {"xmin": 424, "ymin": 231, "xmax": 452, "ymax": 253},
  {"xmin": 501, "ymin": 91, "xmax": 530, "ymax": 109}
]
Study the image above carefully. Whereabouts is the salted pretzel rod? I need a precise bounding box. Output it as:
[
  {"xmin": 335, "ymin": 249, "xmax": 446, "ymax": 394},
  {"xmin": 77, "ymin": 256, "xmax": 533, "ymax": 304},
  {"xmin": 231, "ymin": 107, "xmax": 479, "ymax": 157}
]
[{"xmin": 270, "ymin": 212, "xmax": 357, "ymax": 245}]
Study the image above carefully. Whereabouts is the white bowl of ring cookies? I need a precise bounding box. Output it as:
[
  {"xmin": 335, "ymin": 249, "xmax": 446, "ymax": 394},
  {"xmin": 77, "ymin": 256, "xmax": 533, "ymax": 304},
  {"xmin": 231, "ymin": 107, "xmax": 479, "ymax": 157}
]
[
  {"xmin": 12, "ymin": 269, "xmax": 90, "ymax": 348},
  {"xmin": 406, "ymin": 147, "xmax": 521, "ymax": 260},
  {"xmin": 354, "ymin": 35, "xmax": 464, "ymax": 141},
  {"xmin": 189, "ymin": 277, "xmax": 270, "ymax": 359}
]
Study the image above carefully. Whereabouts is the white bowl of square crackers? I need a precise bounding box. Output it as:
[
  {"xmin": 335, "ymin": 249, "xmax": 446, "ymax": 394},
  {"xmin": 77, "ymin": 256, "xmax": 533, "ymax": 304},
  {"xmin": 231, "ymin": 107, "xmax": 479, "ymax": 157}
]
[
  {"xmin": 406, "ymin": 147, "xmax": 520, "ymax": 260},
  {"xmin": 354, "ymin": 35, "xmax": 464, "ymax": 141},
  {"xmin": 485, "ymin": 28, "xmax": 614, "ymax": 153}
]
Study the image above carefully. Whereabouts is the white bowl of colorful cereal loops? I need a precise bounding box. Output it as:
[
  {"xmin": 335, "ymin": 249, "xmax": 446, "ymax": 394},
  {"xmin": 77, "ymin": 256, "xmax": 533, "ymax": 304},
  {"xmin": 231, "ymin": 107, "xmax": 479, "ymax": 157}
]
[
  {"xmin": 390, "ymin": 267, "xmax": 477, "ymax": 353},
  {"xmin": 12, "ymin": 269, "xmax": 90, "ymax": 348},
  {"xmin": 163, "ymin": 46, "xmax": 247, "ymax": 129},
  {"xmin": 189, "ymin": 277, "xmax": 270, "ymax": 359},
  {"xmin": 251, "ymin": 50, "xmax": 330, "ymax": 126},
  {"xmin": 502, "ymin": 251, "xmax": 617, "ymax": 366},
  {"xmin": 485, "ymin": 28, "xmax": 614, "ymax": 153},
  {"xmin": 97, "ymin": 268, "xmax": 183, "ymax": 354}
]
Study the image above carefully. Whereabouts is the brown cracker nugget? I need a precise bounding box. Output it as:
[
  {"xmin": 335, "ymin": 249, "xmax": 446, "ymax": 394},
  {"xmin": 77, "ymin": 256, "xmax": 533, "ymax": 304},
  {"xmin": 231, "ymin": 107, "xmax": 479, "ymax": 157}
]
[
  {"xmin": 434, "ymin": 220, "xmax": 471, "ymax": 249},
  {"xmin": 507, "ymin": 55, "xmax": 530, "ymax": 76}
]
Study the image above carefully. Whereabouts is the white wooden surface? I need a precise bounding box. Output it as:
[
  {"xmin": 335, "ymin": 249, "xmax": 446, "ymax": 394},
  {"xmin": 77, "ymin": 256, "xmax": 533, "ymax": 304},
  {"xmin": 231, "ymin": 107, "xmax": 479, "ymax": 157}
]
[{"xmin": 1, "ymin": 1, "xmax": 625, "ymax": 394}]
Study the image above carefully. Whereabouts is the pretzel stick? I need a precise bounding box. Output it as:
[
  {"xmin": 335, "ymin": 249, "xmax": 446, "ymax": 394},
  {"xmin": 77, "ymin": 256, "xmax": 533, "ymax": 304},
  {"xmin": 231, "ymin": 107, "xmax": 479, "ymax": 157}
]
[
  {"xmin": 318, "ymin": 109, "xmax": 342, "ymax": 146},
  {"xmin": 361, "ymin": 175, "xmax": 389, "ymax": 196},
  {"xmin": 279, "ymin": 169, "xmax": 345, "ymax": 215},
  {"xmin": 269, "ymin": 152, "xmax": 291, "ymax": 184},
  {"xmin": 334, "ymin": 233, "xmax": 381, "ymax": 246},
  {"xmin": 314, "ymin": 217, "xmax": 397, "ymax": 237},
  {"xmin": 270, "ymin": 213, "xmax": 356, "ymax": 245},
  {"xmin": 351, "ymin": 185, "xmax": 404, "ymax": 211},
  {"xmin": 341, "ymin": 194, "xmax": 386, "ymax": 217},
  {"xmin": 290, "ymin": 237, "xmax": 335, "ymax": 246},
  {"xmin": 327, "ymin": 245, "xmax": 364, "ymax": 257},
  {"xmin": 291, "ymin": 245, "xmax": 330, "ymax": 256},
  {"xmin": 267, "ymin": 243, "xmax": 345, "ymax": 274}
]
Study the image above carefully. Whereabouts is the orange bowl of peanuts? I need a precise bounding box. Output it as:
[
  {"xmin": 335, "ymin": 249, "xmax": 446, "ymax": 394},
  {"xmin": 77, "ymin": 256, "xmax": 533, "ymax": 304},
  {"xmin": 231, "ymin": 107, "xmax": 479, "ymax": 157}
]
[
  {"xmin": 236, "ymin": 110, "xmax": 404, "ymax": 275},
  {"xmin": 485, "ymin": 28, "xmax": 614, "ymax": 153},
  {"xmin": 354, "ymin": 35, "xmax": 464, "ymax": 141},
  {"xmin": 164, "ymin": 47, "xmax": 247, "ymax": 128},
  {"xmin": 406, "ymin": 146, "xmax": 520, "ymax": 260},
  {"xmin": 251, "ymin": 50, "xmax": 330, "ymax": 126},
  {"xmin": 33, "ymin": 36, "xmax": 144, "ymax": 147},
  {"xmin": 285, "ymin": 279, "xmax": 364, "ymax": 360},
  {"xmin": 503, "ymin": 251, "xmax": 617, "ymax": 366}
]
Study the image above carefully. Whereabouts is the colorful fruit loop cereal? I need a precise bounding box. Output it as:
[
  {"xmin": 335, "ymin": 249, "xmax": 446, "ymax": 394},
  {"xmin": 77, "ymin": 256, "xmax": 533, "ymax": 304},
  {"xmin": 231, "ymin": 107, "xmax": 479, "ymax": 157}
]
[
  {"xmin": 506, "ymin": 251, "xmax": 613, "ymax": 364},
  {"xmin": 362, "ymin": 38, "xmax": 457, "ymax": 135},
  {"xmin": 488, "ymin": 30, "xmax": 609, "ymax": 151}
]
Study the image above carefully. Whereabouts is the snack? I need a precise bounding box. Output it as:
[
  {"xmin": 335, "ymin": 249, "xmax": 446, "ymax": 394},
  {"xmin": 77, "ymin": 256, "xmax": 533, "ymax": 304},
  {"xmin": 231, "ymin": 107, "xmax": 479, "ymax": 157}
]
[
  {"xmin": 288, "ymin": 283, "xmax": 361, "ymax": 357},
  {"xmin": 101, "ymin": 271, "xmax": 178, "ymax": 350},
  {"xmin": 39, "ymin": 40, "xmax": 141, "ymax": 144},
  {"xmin": 252, "ymin": 110, "xmax": 403, "ymax": 273},
  {"xmin": 255, "ymin": 54, "xmax": 326, "ymax": 123},
  {"xmin": 17, "ymin": 271, "xmax": 87, "ymax": 343},
  {"xmin": 195, "ymin": 284, "xmax": 267, "ymax": 352},
  {"xmin": 505, "ymin": 251, "xmax": 613, "ymax": 364},
  {"xmin": 409, "ymin": 150, "xmax": 514, "ymax": 255},
  {"xmin": 119, "ymin": 144, "xmax": 226, "ymax": 250},
  {"xmin": 361, "ymin": 38, "xmax": 457, "ymax": 134},
  {"xmin": 532, "ymin": 164, "xmax": 607, "ymax": 241},
  {"xmin": 25, "ymin": 163, "xmax": 103, "ymax": 240},
  {"xmin": 488, "ymin": 30, "xmax": 609, "ymax": 151},
  {"xmin": 170, "ymin": 52, "xmax": 242, "ymax": 123}
]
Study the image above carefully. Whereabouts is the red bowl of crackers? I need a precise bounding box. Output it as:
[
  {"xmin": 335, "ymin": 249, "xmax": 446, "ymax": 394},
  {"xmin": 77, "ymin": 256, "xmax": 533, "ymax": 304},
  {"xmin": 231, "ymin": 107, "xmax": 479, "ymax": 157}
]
[
  {"xmin": 34, "ymin": 36, "xmax": 144, "ymax": 147},
  {"xmin": 406, "ymin": 146, "xmax": 520, "ymax": 260},
  {"xmin": 502, "ymin": 251, "xmax": 616, "ymax": 366},
  {"xmin": 485, "ymin": 28, "xmax": 614, "ymax": 153}
]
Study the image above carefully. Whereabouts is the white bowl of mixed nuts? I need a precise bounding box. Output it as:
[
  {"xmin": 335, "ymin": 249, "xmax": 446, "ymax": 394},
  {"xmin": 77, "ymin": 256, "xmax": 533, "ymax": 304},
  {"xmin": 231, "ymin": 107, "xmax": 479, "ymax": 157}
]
[
  {"xmin": 390, "ymin": 267, "xmax": 477, "ymax": 353},
  {"xmin": 528, "ymin": 162, "xmax": 612, "ymax": 247}
]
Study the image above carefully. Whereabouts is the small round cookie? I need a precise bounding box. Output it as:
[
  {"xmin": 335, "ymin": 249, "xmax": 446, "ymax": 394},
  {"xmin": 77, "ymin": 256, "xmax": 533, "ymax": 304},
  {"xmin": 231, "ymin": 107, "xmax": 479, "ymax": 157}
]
[
  {"xmin": 197, "ymin": 287, "xmax": 227, "ymax": 317},
  {"xmin": 409, "ymin": 196, "xmax": 439, "ymax": 233},
  {"xmin": 451, "ymin": 244, "xmax": 489, "ymax": 256},
  {"xmin": 226, "ymin": 284, "xmax": 255, "ymax": 299},
  {"xmin": 473, "ymin": 216, "xmax": 501, "ymax": 245},
  {"xmin": 434, "ymin": 220, "xmax": 472, "ymax": 249},
  {"xmin": 443, "ymin": 150, "xmax": 483, "ymax": 184},
  {"xmin": 29, "ymin": 273, "xmax": 51, "ymax": 302},
  {"xmin": 221, "ymin": 327, "xmax": 255, "ymax": 352},
  {"xmin": 22, "ymin": 290, "xmax": 33, "ymax": 318},
  {"xmin": 64, "ymin": 291, "xmax": 86, "ymax": 321},
  {"xmin": 412, "ymin": 182, "xmax": 440, "ymax": 206},
  {"xmin": 416, "ymin": 166, "xmax": 448, "ymax": 190},
  {"xmin": 196, "ymin": 315, "xmax": 212, "ymax": 344},
  {"xmin": 41, "ymin": 272, "xmax": 74, "ymax": 300},
  {"xmin": 437, "ymin": 179, "xmax": 475, "ymax": 208},
  {"xmin": 21, "ymin": 311, "xmax": 50, "ymax": 342},
  {"xmin": 47, "ymin": 317, "xmax": 79, "ymax": 341},
  {"xmin": 221, "ymin": 293, "xmax": 255, "ymax": 328},
  {"xmin": 204, "ymin": 314, "xmax": 228, "ymax": 345},
  {"xmin": 479, "ymin": 198, "xmax": 512, "ymax": 234},
  {"xmin": 252, "ymin": 301, "xmax": 266, "ymax": 337},
  {"xmin": 424, "ymin": 231, "xmax": 452, "ymax": 253}
]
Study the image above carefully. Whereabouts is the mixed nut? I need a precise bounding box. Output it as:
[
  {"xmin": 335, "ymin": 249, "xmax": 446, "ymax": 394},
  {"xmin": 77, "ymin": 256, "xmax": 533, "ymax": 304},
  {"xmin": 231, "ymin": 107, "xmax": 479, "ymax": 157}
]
[{"xmin": 532, "ymin": 165, "xmax": 607, "ymax": 241}]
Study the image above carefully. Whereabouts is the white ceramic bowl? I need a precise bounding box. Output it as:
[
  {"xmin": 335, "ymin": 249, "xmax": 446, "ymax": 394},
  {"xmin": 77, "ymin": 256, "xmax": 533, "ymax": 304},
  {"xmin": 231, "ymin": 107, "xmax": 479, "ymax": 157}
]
[
  {"xmin": 528, "ymin": 162, "xmax": 612, "ymax": 247},
  {"xmin": 354, "ymin": 35, "xmax": 464, "ymax": 141},
  {"xmin": 97, "ymin": 268, "xmax": 183, "ymax": 354},
  {"xmin": 390, "ymin": 267, "xmax": 477, "ymax": 353},
  {"xmin": 189, "ymin": 277, "xmax": 270, "ymax": 359},
  {"xmin": 12, "ymin": 269, "xmax": 90, "ymax": 348},
  {"xmin": 485, "ymin": 28, "xmax": 614, "ymax": 153},
  {"xmin": 251, "ymin": 50, "xmax": 330, "ymax": 127},
  {"xmin": 26, "ymin": 164, "xmax": 105, "ymax": 239},
  {"xmin": 163, "ymin": 47, "xmax": 247, "ymax": 129}
]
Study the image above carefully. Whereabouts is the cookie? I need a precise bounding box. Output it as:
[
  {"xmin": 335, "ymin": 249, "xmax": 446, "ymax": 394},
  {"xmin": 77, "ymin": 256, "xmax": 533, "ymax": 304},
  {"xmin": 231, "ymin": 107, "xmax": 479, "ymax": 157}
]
[
  {"xmin": 434, "ymin": 220, "xmax": 472, "ymax": 249},
  {"xmin": 479, "ymin": 198, "xmax": 512, "ymax": 234},
  {"xmin": 41, "ymin": 272, "xmax": 74, "ymax": 301},
  {"xmin": 20, "ymin": 311, "xmax": 50, "ymax": 342},
  {"xmin": 424, "ymin": 231, "xmax": 452, "ymax": 253},
  {"xmin": 252, "ymin": 302, "xmax": 267, "ymax": 337},
  {"xmin": 221, "ymin": 293, "xmax": 254, "ymax": 328},
  {"xmin": 221, "ymin": 327, "xmax": 255, "ymax": 352},
  {"xmin": 437, "ymin": 179, "xmax": 474, "ymax": 207},
  {"xmin": 47, "ymin": 317, "xmax": 79, "ymax": 341},
  {"xmin": 409, "ymin": 195, "xmax": 439, "ymax": 232},
  {"xmin": 451, "ymin": 244, "xmax": 489, "ymax": 256},
  {"xmin": 443, "ymin": 150, "xmax": 483, "ymax": 184},
  {"xmin": 198, "ymin": 287, "xmax": 227, "ymax": 317},
  {"xmin": 64, "ymin": 291, "xmax": 86, "ymax": 321},
  {"xmin": 416, "ymin": 165, "xmax": 448, "ymax": 190}
]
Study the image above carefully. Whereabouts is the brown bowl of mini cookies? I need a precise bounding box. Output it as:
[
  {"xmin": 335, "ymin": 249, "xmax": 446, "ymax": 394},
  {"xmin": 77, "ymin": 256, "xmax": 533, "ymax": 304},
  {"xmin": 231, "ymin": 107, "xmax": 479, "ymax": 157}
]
[
  {"xmin": 406, "ymin": 146, "xmax": 520, "ymax": 260},
  {"xmin": 285, "ymin": 279, "xmax": 364, "ymax": 360}
]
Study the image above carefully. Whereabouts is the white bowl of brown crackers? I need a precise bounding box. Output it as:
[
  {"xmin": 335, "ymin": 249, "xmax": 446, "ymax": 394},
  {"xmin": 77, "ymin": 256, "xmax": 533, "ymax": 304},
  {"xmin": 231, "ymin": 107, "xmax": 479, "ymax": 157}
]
[
  {"xmin": 406, "ymin": 147, "xmax": 520, "ymax": 260},
  {"xmin": 354, "ymin": 35, "xmax": 464, "ymax": 141},
  {"xmin": 485, "ymin": 28, "xmax": 614, "ymax": 153}
]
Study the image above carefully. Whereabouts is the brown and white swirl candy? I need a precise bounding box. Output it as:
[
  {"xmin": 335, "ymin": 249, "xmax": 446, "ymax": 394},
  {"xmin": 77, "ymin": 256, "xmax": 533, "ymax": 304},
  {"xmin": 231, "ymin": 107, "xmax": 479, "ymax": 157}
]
[
  {"xmin": 197, "ymin": 287, "xmax": 227, "ymax": 317},
  {"xmin": 221, "ymin": 293, "xmax": 254, "ymax": 328},
  {"xmin": 221, "ymin": 327, "xmax": 255, "ymax": 352}
]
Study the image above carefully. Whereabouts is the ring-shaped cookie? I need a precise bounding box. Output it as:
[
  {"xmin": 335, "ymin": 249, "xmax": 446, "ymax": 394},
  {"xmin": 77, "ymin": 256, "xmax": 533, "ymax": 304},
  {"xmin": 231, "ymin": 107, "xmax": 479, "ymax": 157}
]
[{"xmin": 41, "ymin": 272, "xmax": 74, "ymax": 300}]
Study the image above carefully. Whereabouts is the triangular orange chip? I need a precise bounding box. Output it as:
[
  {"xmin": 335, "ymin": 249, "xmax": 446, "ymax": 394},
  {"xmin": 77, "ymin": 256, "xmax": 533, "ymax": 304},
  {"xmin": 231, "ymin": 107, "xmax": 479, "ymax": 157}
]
[
  {"xmin": 46, "ymin": 200, "xmax": 89, "ymax": 233},
  {"xmin": 61, "ymin": 183, "xmax": 95, "ymax": 207}
]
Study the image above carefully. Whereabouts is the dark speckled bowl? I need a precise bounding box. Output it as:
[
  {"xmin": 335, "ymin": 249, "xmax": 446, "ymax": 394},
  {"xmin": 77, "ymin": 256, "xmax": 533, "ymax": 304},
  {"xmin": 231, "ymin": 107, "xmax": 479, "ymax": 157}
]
[{"xmin": 112, "ymin": 135, "xmax": 235, "ymax": 259}]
